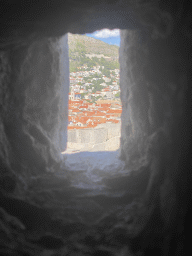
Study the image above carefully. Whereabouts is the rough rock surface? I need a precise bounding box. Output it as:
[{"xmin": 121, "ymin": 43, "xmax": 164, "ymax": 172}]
[
  {"xmin": 0, "ymin": 35, "xmax": 69, "ymax": 191},
  {"xmin": 0, "ymin": 0, "xmax": 192, "ymax": 255}
]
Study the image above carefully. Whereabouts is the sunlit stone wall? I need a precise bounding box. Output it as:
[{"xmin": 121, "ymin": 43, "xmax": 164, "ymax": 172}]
[{"xmin": 67, "ymin": 123, "xmax": 121, "ymax": 152}]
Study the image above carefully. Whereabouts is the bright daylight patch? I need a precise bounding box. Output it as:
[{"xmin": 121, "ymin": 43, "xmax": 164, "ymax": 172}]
[
  {"xmin": 64, "ymin": 151, "xmax": 126, "ymax": 189},
  {"xmin": 86, "ymin": 29, "xmax": 120, "ymax": 46},
  {"xmin": 63, "ymin": 31, "xmax": 121, "ymax": 155},
  {"xmin": 93, "ymin": 29, "xmax": 120, "ymax": 38}
]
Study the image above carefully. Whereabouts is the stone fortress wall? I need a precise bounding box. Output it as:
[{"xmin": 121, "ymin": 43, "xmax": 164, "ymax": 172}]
[{"xmin": 66, "ymin": 122, "xmax": 121, "ymax": 152}]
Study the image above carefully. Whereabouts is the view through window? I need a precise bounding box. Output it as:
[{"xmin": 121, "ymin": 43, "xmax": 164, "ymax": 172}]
[{"xmin": 65, "ymin": 29, "xmax": 122, "ymax": 154}]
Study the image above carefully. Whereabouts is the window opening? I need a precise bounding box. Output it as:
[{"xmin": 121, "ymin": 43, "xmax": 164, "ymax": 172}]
[
  {"xmin": 66, "ymin": 29, "xmax": 121, "ymax": 153},
  {"xmin": 61, "ymin": 29, "xmax": 125, "ymax": 185}
]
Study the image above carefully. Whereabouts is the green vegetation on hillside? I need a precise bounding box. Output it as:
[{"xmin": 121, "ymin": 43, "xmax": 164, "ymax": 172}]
[
  {"xmin": 92, "ymin": 80, "xmax": 103, "ymax": 92},
  {"xmin": 69, "ymin": 55, "xmax": 119, "ymax": 73},
  {"xmin": 68, "ymin": 33, "xmax": 119, "ymax": 73},
  {"xmin": 68, "ymin": 33, "xmax": 119, "ymax": 56}
]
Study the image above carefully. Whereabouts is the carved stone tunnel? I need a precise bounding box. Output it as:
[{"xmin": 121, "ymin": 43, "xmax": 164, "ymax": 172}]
[{"xmin": 0, "ymin": 1, "xmax": 192, "ymax": 255}]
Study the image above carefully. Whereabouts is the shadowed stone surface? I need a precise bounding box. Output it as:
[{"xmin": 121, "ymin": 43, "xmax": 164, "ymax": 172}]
[{"xmin": 0, "ymin": 0, "xmax": 192, "ymax": 255}]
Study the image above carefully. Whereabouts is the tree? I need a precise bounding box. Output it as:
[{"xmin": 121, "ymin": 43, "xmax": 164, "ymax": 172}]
[
  {"xmin": 81, "ymin": 93, "xmax": 87, "ymax": 98},
  {"xmin": 76, "ymin": 41, "xmax": 86, "ymax": 54},
  {"xmin": 84, "ymin": 77, "xmax": 90, "ymax": 82},
  {"xmin": 69, "ymin": 61, "xmax": 78, "ymax": 72},
  {"xmin": 96, "ymin": 96, "xmax": 102, "ymax": 100},
  {"xmin": 103, "ymin": 69, "xmax": 110, "ymax": 77},
  {"xmin": 115, "ymin": 92, "xmax": 120, "ymax": 98},
  {"xmin": 91, "ymin": 79, "xmax": 103, "ymax": 93}
]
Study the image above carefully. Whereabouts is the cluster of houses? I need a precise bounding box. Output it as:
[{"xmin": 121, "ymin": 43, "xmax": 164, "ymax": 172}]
[
  {"xmin": 69, "ymin": 86, "xmax": 119, "ymax": 101},
  {"xmin": 69, "ymin": 64, "xmax": 104, "ymax": 80},
  {"xmin": 69, "ymin": 65, "xmax": 120, "ymax": 101},
  {"xmin": 68, "ymin": 64, "xmax": 122, "ymax": 129},
  {"xmin": 68, "ymin": 100, "xmax": 122, "ymax": 129}
]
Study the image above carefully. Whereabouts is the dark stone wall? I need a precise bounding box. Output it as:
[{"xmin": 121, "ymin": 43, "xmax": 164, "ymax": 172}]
[
  {"xmin": 0, "ymin": 35, "xmax": 69, "ymax": 194},
  {"xmin": 119, "ymin": 17, "xmax": 192, "ymax": 255}
]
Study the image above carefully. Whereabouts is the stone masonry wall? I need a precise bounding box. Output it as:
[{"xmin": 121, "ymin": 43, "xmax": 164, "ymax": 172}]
[
  {"xmin": 67, "ymin": 123, "xmax": 121, "ymax": 151},
  {"xmin": 68, "ymin": 123, "xmax": 120, "ymax": 144}
]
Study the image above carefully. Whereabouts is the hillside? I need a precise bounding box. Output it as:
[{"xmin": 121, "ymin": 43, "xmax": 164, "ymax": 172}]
[
  {"xmin": 68, "ymin": 33, "xmax": 119, "ymax": 73},
  {"xmin": 68, "ymin": 33, "xmax": 119, "ymax": 57}
]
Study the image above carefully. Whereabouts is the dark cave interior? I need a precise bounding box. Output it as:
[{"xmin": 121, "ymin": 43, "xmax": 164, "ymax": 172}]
[{"xmin": 0, "ymin": 1, "xmax": 192, "ymax": 255}]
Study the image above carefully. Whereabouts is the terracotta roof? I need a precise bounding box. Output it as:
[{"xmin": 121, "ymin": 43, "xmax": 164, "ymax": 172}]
[
  {"xmin": 100, "ymin": 103, "xmax": 111, "ymax": 107},
  {"xmin": 86, "ymin": 112, "xmax": 95, "ymax": 116},
  {"xmin": 68, "ymin": 116, "xmax": 73, "ymax": 121},
  {"xmin": 93, "ymin": 111, "xmax": 106, "ymax": 116},
  {"xmin": 99, "ymin": 107, "xmax": 110, "ymax": 111},
  {"xmin": 68, "ymin": 124, "xmax": 97, "ymax": 129},
  {"xmin": 79, "ymin": 104, "xmax": 88, "ymax": 109},
  {"xmin": 107, "ymin": 109, "xmax": 122, "ymax": 114},
  {"xmin": 107, "ymin": 119, "xmax": 119, "ymax": 123},
  {"xmin": 72, "ymin": 109, "xmax": 81, "ymax": 112}
]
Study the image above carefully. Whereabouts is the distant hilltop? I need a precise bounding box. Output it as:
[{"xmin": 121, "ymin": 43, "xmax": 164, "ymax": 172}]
[{"xmin": 68, "ymin": 33, "xmax": 119, "ymax": 58}]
